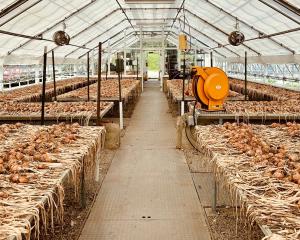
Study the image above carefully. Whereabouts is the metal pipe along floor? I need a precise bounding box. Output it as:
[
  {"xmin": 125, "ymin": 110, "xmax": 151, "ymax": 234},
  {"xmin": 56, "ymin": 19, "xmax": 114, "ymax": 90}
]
[{"xmin": 79, "ymin": 82, "xmax": 211, "ymax": 240}]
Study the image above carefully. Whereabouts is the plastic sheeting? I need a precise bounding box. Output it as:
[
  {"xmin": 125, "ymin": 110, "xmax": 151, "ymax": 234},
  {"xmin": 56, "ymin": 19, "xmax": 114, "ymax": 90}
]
[{"xmin": 0, "ymin": 0, "xmax": 299, "ymax": 63}]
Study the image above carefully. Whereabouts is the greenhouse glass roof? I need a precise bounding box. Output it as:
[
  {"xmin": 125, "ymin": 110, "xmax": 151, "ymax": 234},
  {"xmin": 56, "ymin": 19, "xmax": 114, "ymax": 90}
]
[{"xmin": 0, "ymin": 0, "xmax": 299, "ymax": 63}]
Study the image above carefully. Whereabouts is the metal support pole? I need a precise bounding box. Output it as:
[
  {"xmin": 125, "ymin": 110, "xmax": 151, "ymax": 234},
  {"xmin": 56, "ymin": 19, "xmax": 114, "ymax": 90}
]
[
  {"xmin": 87, "ymin": 52, "xmax": 90, "ymax": 101},
  {"xmin": 161, "ymin": 26, "xmax": 165, "ymax": 91},
  {"xmin": 41, "ymin": 46, "xmax": 47, "ymax": 125},
  {"xmin": 91, "ymin": 49, "xmax": 96, "ymax": 76},
  {"xmin": 52, "ymin": 50, "xmax": 57, "ymax": 101},
  {"xmin": 0, "ymin": 59, "xmax": 4, "ymax": 92},
  {"xmin": 210, "ymin": 52, "xmax": 213, "ymax": 67},
  {"xmin": 136, "ymin": 57, "xmax": 139, "ymax": 80},
  {"xmin": 212, "ymin": 178, "xmax": 217, "ymax": 213},
  {"xmin": 105, "ymin": 62, "xmax": 108, "ymax": 80},
  {"xmin": 108, "ymin": 41, "xmax": 111, "ymax": 76},
  {"xmin": 124, "ymin": 30, "xmax": 127, "ymax": 76},
  {"xmin": 177, "ymin": 47, "xmax": 181, "ymax": 71},
  {"xmin": 97, "ymin": 42, "xmax": 102, "ymax": 126},
  {"xmin": 181, "ymin": 51, "xmax": 186, "ymax": 116},
  {"xmin": 140, "ymin": 26, "xmax": 144, "ymax": 92},
  {"xmin": 117, "ymin": 55, "xmax": 124, "ymax": 130},
  {"xmin": 245, "ymin": 51, "xmax": 248, "ymax": 101},
  {"xmin": 167, "ymin": 55, "xmax": 171, "ymax": 79}
]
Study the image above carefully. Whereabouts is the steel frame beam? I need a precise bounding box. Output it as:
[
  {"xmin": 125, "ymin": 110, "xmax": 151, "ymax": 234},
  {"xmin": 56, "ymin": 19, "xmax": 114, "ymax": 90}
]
[
  {"xmin": 115, "ymin": 0, "xmax": 135, "ymax": 31},
  {"xmin": 272, "ymin": 0, "xmax": 300, "ymax": 16},
  {"xmin": 123, "ymin": 7, "xmax": 179, "ymax": 10},
  {"xmin": 177, "ymin": 19, "xmax": 240, "ymax": 57},
  {"xmin": 0, "ymin": 0, "xmax": 28, "ymax": 18},
  {"xmin": 48, "ymin": 9, "xmax": 120, "ymax": 54},
  {"xmin": 0, "ymin": 29, "xmax": 91, "ymax": 50},
  {"xmin": 0, "ymin": 0, "xmax": 42, "ymax": 27},
  {"xmin": 258, "ymin": 0, "xmax": 300, "ymax": 25},
  {"xmin": 64, "ymin": 18, "xmax": 127, "ymax": 58},
  {"xmin": 166, "ymin": 0, "xmax": 186, "ymax": 38},
  {"xmin": 204, "ymin": 0, "xmax": 295, "ymax": 54},
  {"xmin": 7, "ymin": 0, "xmax": 100, "ymax": 55},
  {"xmin": 185, "ymin": 9, "xmax": 261, "ymax": 56},
  {"xmin": 168, "ymin": 31, "xmax": 226, "ymax": 58}
]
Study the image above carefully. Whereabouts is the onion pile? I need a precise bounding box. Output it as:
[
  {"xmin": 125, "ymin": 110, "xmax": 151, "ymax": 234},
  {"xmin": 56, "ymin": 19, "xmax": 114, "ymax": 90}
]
[
  {"xmin": 57, "ymin": 79, "xmax": 139, "ymax": 100},
  {"xmin": 222, "ymin": 122, "xmax": 300, "ymax": 184},
  {"xmin": 224, "ymin": 100, "xmax": 300, "ymax": 114},
  {"xmin": 271, "ymin": 122, "xmax": 300, "ymax": 137},
  {"xmin": 0, "ymin": 123, "xmax": 80, "ymax": 184},
  {"xmin": 167, "ymin": 80, "xmax": 193, "ymax": 97},
  {"xmin": 0, "ymin": 102, "xmax": 110, "ymax": 115},
  {"xmin": 230, "ymin": 78, "xmax": 300, "ymax": 101},
  {"xmin": 0, "ymin": 123, "xmax": 23, "ymax": 141},
  {"xmin": 0, "ymin": 77, "xmax": 96, "ymax": 102}
]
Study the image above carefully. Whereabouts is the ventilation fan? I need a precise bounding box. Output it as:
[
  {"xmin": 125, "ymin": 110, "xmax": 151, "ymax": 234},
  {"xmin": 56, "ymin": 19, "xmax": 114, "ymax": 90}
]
[
  {"xmin": 228, "ymin": 31, "xmax": 245, "ymax": 46},
  {"xmin": 228, "ymin": 20, "xmax": 245, "ymax": 46},
  {"xmin": 53, "ymin": 23, "xmax": 70, "ymax": 46},
  {"xmin": 53, "ymin": 31, "xmax": 70, "ymax": 46}
]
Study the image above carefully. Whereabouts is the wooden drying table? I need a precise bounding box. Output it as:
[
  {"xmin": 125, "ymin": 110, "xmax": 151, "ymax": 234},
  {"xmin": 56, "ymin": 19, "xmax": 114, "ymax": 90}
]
[{"xmin": 0, "ymin": 102, "xmax": 114, "ymax": 125}]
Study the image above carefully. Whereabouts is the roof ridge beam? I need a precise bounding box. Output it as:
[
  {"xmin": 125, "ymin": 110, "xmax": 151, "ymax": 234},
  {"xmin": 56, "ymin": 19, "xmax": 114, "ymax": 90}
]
[{"xmin": 204, "ymin": 0, "xmax": 295, "ymax": 54}]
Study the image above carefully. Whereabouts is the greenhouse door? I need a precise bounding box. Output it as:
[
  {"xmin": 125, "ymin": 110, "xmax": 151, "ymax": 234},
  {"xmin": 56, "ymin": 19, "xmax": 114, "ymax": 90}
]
[{"xmin": 147, "ymin": 51, "xmax": 160, "ymax": 81}]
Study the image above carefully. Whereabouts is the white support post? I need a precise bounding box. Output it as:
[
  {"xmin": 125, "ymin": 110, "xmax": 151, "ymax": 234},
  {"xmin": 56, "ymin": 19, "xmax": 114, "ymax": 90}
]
[
  {"xmin": 35, "ymin": 65, "xmax": 40, "ymax": 84},
  {"xmin": 124, "ymin": 30, "xmax": 127, "ymax": 76},
  {"xmin": 160, "ymin": 26, "xmax": 165, "ymax": 91},
  {"xmin": 181, "ymin": 101, "xmax": 185, "ymax": 116},
  {"xmin": 0, "ymin": 59, "xmax": 4, "ymax": 91},
  {"xmin": 140, "ymin": 26, "xmax": 144, "ymax": 92},
  {"xmin": 177, "ymin": 47, "xmax": 181, "ymax": 71},
  {"xmin": 74, "ymin": 64, "xmax": 78, "ymax": 76},
  {"xmin": 119, "ymin": 101, "xmax": 124, "ymax": 129},
  {"xmin": 108, "ymin": 41, "xmax": 111, "ymax": 77}
]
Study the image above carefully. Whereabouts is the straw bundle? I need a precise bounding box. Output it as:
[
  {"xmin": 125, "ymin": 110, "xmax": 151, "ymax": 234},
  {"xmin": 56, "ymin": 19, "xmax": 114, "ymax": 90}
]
[
  {"xmin": 195, "ymin": 123, "xmax": 300, "ymax": 239},
  {"xmin": 0, "ymin": 123, "xmax": 105, "ymax": 240},
  {"xmin": 57, "ymin": 79, "xmax": 140, "ymax": 101},
  {"xmin": 0, "ymin": 77, "xmax": 97, "ymax": 102},
  {"xmin": 0, "ymin": 102, "xmax": 111, "ymax": 116},
  {"xmin": 225, "ymin": 100, "xmax": 300, "ymax": 115},
  {"xmin": 230, "ymin": 78, "xmax": 300, "ymax": 101}
]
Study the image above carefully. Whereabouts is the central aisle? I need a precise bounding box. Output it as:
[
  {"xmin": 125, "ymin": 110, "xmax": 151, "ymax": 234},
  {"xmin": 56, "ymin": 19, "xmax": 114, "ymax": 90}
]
[{"xmin": 80, "ymin": 82, "xmax": 211, "ymax": 240}]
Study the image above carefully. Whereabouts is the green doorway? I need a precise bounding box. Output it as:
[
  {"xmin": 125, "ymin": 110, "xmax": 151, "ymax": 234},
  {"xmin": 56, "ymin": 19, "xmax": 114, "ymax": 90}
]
[{"xmin": 147, "ymin": 52, "xmax": 160, "ymax": 80}]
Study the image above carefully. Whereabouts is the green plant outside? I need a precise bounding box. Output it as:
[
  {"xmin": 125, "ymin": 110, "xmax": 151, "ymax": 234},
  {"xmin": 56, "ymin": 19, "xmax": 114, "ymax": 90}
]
[{"xmin": 147, "ymin": 53, "xmax": 160, "ymax": 71}]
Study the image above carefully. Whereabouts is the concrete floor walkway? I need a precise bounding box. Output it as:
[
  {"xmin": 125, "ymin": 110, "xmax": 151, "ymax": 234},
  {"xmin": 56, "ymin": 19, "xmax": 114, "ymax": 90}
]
[{"xmin": 80, "ymin": 82, "xmax": 211, "ymax": 240}]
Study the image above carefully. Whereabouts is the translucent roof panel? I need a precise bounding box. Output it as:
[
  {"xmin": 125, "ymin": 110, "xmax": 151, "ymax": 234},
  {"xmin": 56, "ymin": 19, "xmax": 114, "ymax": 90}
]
[{"xmin": 0, "ymin": 0, "xmax": 298, "ymax": 63}]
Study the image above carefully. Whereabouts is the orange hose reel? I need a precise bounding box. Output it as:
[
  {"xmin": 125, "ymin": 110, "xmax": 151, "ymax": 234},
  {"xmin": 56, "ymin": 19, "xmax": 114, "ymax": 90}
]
[{"xmin": 191, "ymin": 66, "xmax": 229, "ymax": 111}]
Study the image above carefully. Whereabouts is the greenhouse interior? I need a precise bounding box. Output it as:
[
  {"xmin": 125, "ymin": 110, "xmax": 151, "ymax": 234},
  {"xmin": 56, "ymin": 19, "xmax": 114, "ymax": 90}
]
[{"xmin": 0, "ymin": 0, "xmax": 300, "ymax": 239}]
